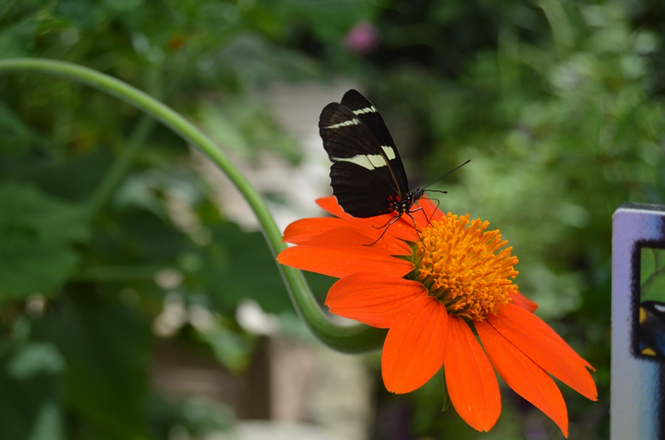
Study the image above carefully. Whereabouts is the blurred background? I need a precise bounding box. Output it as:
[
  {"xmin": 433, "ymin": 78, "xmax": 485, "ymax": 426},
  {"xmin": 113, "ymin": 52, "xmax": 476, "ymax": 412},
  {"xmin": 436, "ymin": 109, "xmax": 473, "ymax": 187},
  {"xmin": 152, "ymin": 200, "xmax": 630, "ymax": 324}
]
[{"xmin": 2, "ymin": 0, "xmax": 663, "ymax": 438}]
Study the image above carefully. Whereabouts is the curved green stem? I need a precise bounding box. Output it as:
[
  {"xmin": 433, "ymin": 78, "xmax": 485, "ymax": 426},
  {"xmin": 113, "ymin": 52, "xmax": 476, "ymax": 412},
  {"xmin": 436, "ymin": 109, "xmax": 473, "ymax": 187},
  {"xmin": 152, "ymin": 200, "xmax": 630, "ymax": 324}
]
[{"xmin": 0, "ymin": 58, "xmax": 386, "ymax": 353}]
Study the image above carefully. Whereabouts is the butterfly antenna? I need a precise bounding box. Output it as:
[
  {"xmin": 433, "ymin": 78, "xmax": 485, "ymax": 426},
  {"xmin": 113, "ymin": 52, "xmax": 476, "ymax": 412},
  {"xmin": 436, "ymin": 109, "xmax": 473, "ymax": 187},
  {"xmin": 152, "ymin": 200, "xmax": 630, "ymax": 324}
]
[{"xmin": 421, "ymin": 159, "xmax": 471, "ymax": 191}]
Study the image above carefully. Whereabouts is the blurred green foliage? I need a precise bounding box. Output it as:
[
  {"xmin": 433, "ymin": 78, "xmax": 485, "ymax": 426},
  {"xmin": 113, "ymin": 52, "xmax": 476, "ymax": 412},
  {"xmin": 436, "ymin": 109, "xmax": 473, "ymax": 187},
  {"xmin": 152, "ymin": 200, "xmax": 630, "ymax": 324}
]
[
  {"xmin": 0, "ymin": 0, "xmax": 349, "ymax": 438},
  {"xmin": 0, "ymin": 0, "xmax": 662, "ymax": 438},
  {"xmin": 640, "ymin": 247, "xmax": 665, "ymax": 303}
]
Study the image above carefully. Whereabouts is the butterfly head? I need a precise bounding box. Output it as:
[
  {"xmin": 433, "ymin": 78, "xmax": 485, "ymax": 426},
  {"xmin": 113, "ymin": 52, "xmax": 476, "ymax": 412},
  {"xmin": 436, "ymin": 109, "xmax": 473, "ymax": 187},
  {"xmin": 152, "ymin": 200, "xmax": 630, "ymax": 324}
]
[{"xmin": 394, "ymin": 188, "xmax": 424, "ymax": 215}]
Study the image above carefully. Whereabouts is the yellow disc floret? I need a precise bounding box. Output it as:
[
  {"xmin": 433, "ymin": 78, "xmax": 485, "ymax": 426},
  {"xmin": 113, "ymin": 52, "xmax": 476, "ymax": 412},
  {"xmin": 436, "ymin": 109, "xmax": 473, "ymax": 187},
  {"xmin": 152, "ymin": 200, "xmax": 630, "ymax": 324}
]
[{"xmin": 413, "ymin": 214, "xmax": 519, "ymax": 321}]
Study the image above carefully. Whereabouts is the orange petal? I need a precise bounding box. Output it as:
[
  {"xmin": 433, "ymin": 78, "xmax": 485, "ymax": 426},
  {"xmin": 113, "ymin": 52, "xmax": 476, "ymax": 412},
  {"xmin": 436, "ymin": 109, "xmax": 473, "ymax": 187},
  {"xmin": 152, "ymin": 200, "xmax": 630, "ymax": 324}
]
[
  {"xmin": 277, "ymin": 245, "xmax": 413, "ymax": 278},
  {"xmin": 510, "ymin": 291, "xmax": 539, "ymax": 312},
  {"xmin": 326, "ymin": 273, "xmax": 427, "ymax": 328},
  {"xmin": 382, "ymin": 294, "xmax": 448, "ymax": 393},
  {"xmin": 305, "ymin": 227, "xmax": 411, "ymax": 255},
  {"xmin": 425, "ymin": 197, "xmax": 445, "ymax": 222},
  {"xmin": 476, "ymin": 320, "xmax": 568, "ymax": 437},
  {"xmin": 413, "ymin": 197, "xmax": 445, "ymax": 227},
  {"xmin": 361, "ymin": 217, "xmax": 419, "ymax": 243},
  {"xmin": 444, "ymin": 317, "xmax": 501, "ymax": 432},
  {"xmin": 487, "ymin": 303, "xmax": 597, "ymax": 401},
  {"xmin": 316, "ymin": 196, "xmax": 422, "ymax": 243},
  {"xmin": 283, "ymin": 216, "xmax": 412, "ymax": 255},
  {"xmin": 283, "ymin": 217, "xmax": 345, "ymax": 244},
  {"xmin": 316, "ymin": 196, "xmax": 353, "ymax": 219}
]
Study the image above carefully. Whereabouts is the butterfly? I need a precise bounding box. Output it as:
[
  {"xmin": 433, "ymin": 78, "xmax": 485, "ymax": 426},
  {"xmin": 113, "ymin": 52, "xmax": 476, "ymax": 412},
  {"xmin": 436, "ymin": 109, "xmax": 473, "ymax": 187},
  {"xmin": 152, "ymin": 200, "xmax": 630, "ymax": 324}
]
[
  {"xmin": 639, "ymin": 300, "xmax": 665, "ymax": 358},
  {"xmin": 318, "ymin": 89, "xmax": 426, "ymax": 243}
]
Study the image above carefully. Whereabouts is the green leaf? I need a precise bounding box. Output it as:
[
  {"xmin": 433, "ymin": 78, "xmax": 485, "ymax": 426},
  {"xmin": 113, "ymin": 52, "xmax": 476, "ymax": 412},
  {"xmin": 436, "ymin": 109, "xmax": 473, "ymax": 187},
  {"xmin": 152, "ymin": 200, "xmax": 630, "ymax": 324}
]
[
  {"xmin": 101, "ymin": 0, "xmax": 144, "ymax": 13},
  {"xmin": 0, "ymin": 183, "xmax": 89, "ymax": 300},
  {"xmin": 32, "ymin": 296, "xmax": 152, "ymax": 438},
  {"xmin": 7, "ymin": 342, "xmax": 65, "ymax": 379},
  {"xmin": 0, "ymin": 353, "xmax": 64, "ymax": 440},
  {"xmin": 277, "ymin": 0, "xmax": 377, "ymax": 41},
  {"xmin": 0, "ymin": 183, "xmax": 90, "ymax": 243},
  {"xmin": 194, "ymin": 324, "xmax": 255, "ymax": 372},
  {"xmin": 147, "ymin": 394, "xmax": 234, "ymax": 438},
  {"xmin": 19, "ymin": 149, "xmax": 114, "ymax": 203},
  {"xmin": 196, "ymin": 222, "xmax": 291, "ymax": 315},
  {"xmin": 191, "ymin": 221, "xmax": 332, "ymax": 316},
  {"xmin": 93, "ymin": 208, "xmax": 192, "ymax": 266},
  {"xmin": 24, "ymin": 401, "xmax": 64, "ymax": 440},
  {"xmin": 177, "ymin": 396, "xmax": 235, "ymax": 436},
  {"xmin": 0, "ymin": 15, "xmax": 39, "ymax": 58},
  {"xmin": 197, "ymin": 98, "xmax": 302, "ymax": 162},
  {"xmin": 0, "ymin": 235, "xmax": 79, "ymax": 300},
  {"xmin": 641, "ymin": 248, "xmax": 656, "ymax": 285},
  {"xmin": 197, "ymin": 102, "xmax": 252, "ymax": 155},
  {"xmin": 54, "ymin": 0, "xmax": 106, "ymax": 32},
  {"xmin": 0, "ymin": 102, "xmax": 34, "ymax": 156}
]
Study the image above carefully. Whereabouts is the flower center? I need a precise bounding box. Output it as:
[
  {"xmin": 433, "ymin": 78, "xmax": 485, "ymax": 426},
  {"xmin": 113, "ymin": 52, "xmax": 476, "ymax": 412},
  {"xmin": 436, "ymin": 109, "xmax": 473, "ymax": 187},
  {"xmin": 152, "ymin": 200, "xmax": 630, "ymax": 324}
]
[{"xmin": 412, "ymin": 214, "xmax": 519, "ymax": 321}]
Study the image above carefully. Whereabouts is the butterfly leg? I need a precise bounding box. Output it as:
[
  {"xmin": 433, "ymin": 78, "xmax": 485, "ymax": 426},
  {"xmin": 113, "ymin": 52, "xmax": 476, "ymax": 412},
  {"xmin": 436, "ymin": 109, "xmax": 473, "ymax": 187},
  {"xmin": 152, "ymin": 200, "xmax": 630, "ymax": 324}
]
[
  {"xmin": 409, "ymin": 205, "xmax": 430, "ymax": 227},
  {"xmin": 404, "ymin": 210, "xmax": 423, "ymax": 243},
  {"xmin": 364, "ymin": 214, "xmax": 403, "ymax": 246}
]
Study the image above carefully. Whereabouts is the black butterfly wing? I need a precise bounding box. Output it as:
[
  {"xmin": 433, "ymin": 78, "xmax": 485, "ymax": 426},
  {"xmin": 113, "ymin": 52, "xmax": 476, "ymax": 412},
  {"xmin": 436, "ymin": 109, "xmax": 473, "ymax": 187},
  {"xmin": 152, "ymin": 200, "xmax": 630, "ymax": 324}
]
[
  {"xmin": 339, "ymin": 90, "xmax": 410, "ymax": 194},
  {"xmin": 328, "ymin": 162, "xmax": 399, "ymax": 217},
  {"xmin": 319, "ymin": 99, "xmax": 405, "ymax": 218}
]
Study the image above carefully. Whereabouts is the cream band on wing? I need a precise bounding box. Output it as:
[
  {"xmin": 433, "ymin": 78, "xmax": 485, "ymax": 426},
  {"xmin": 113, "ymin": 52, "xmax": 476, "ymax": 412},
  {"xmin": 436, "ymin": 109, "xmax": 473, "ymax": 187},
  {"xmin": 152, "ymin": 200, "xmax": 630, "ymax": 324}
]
[
  {"xmin": 352, "ymin": 106, "xmax": 377, "ymax": 115},
  {"xmin": 332, "ymin": 146, "xmax": 396, "ymax": 170},
  {"xmin": 325, "ymin": 118, "xmax": 360, "ymax": 129}
]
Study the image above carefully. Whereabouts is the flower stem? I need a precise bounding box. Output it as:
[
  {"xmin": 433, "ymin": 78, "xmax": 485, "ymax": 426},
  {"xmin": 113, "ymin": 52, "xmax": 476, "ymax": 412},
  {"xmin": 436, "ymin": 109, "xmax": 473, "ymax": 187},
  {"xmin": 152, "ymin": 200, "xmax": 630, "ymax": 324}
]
[{"xmin": 0, "ymin": 58, "xmax": 386, "ymax": 353}]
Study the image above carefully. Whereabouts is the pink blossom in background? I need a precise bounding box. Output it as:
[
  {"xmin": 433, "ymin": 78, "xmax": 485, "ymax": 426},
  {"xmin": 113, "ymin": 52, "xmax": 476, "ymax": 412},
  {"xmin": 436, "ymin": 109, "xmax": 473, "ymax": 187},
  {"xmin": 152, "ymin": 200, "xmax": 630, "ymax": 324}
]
[{"xmin": 344, "ymin": 21, "xmax": 380, "ymax": 55}]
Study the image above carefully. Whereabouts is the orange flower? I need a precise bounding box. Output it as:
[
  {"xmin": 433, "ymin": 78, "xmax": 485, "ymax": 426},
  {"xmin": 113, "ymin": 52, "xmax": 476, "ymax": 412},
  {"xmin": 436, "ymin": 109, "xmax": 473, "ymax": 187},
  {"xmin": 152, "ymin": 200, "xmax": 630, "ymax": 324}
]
[{"xmin": 277, "ymin": 196, "xmax": 597, "ymax": 436}]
